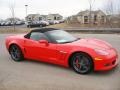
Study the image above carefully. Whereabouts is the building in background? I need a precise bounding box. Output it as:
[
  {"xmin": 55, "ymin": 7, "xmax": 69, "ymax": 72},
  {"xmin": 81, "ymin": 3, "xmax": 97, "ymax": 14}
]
[
  {"xmin": 66, "ymin": 10, "xmax": 107, "ymax": 25},
  {"xmin": 25, "ymin": 14, "xmax": 47, "ymax": 21},
  {"xmin": 25, "ymin": 13, "xmax": 63, "ymax": 21},
  {"xmin": 47, "ymin": 14, "xmax": 63, "ymax": 21}
]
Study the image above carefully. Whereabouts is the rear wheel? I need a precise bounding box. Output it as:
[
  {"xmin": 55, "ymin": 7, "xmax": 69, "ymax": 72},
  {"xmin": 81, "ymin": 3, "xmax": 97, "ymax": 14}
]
[
  {"xmin": 70, "ymin": 53, "xmax": 93, "ymax": 74},
  {"xmin": 9, "ymin": 45, "xmax": 24, "ymax": 62}
]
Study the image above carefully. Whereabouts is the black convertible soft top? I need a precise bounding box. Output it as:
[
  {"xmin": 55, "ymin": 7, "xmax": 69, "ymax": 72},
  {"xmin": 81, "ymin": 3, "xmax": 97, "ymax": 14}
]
[
  {"xmin": 24, "ymin": 28, "xmax": 59, "ymax": 38},
  {"xmin": 31, "ymin": 28, "xmax": 59, "ymax": 33}
]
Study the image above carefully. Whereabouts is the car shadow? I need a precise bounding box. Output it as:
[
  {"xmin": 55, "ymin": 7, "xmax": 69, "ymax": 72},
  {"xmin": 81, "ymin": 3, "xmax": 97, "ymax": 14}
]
[
  {"xmin": 23, "ymin": 59, "xmax": 72, "ymax": 71},
  {"xmin": 89, "ymin": 65, "xmax": 119, "ymax": 76},
  {"xmin": 20, "ymin": 59, "xmax": 119, "ymax": 76}
]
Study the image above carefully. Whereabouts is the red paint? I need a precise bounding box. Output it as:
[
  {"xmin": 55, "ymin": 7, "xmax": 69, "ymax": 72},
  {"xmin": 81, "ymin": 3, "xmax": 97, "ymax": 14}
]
[{"xmin": 5, "ymin": 34, "xmax": 119, "ymax": 71}]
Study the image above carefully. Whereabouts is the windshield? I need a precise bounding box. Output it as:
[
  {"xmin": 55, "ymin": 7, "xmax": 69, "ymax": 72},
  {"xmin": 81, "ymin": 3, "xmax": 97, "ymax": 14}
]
[{"xmin": 45, "ymin": 30, "xmax": 78, "ymax": 43}]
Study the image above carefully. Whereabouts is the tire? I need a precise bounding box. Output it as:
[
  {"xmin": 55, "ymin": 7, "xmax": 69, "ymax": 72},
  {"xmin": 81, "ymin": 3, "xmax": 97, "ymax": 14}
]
[
  {"xmin": 29, "ymin": 25, "xmax": 32, "ymax": 28},
  {"xmin": 9, "ymin": 45, "xmax": 24, "ymax": 62},
  {"xmin": 27, "ymin": 25, "xmax": 32, "ymax": 28},
  {"xmin": 39, "ymin": 24, "xmax": 43, "ymax": 27},
  {"xmin": 27, "ymin": 25, "xmax": 29, "ymax": 28},
  {"xmin": 70, "ymin": 53, "xmax": 93, "ymax": 74}
]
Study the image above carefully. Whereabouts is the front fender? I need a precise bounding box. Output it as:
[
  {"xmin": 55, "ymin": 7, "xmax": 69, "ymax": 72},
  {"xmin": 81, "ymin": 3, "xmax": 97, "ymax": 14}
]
[{"xmin": 64, "ymin": 46, "xmax": 96, "ymax": 67}]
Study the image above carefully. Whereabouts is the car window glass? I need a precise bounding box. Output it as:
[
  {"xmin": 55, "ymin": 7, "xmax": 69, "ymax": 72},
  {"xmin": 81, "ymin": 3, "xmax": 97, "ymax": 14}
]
[
  {"xmin": 46, "ymin": 30, "xmax": 77, "ymax": 43},
  {"xmin": 30, "ymin": 32, "xmax": 48, "ymax": 41}
]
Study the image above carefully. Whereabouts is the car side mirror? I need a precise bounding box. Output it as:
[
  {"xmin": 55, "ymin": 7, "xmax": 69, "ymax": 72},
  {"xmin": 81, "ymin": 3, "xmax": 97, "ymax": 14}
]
[{"xmin": 38, "ymin": 40, "xmax": 49, "ymax": 46}]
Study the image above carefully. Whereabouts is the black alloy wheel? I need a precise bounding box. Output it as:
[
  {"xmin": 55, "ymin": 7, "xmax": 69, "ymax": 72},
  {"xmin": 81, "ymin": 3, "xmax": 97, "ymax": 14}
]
[
  {"xmin": 71, "ymin": 53, "xmax": 93, "ymax": 74},
  {"xmin": 9, "ymin": 45, "xmax": 24, "ymax": 61}
]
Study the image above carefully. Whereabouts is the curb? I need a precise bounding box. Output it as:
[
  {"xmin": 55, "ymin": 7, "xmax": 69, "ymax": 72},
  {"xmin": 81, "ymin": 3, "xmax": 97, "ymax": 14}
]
[{"xmin": 65, "ymin": 29, "xmax": 120, "ymax": 34}]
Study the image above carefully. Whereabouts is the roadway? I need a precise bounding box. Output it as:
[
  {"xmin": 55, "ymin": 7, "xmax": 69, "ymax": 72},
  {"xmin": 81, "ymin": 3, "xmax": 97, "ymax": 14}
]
[{"xmin": 0, "ymin": 33, "xmax": 120, "ymax": 90}]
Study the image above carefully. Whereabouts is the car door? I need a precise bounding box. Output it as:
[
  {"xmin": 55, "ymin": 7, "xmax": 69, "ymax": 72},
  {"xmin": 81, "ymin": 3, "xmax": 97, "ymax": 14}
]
[{"xmin": 24, "ymin": 32, "xmax": 58, "ymax": 62}]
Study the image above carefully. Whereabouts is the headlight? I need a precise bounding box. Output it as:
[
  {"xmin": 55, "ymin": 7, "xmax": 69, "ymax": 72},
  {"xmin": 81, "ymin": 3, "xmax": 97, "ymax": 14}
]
[{"xmin": 94, "ymin": 49, "xmax": 109, "ymax": 55}]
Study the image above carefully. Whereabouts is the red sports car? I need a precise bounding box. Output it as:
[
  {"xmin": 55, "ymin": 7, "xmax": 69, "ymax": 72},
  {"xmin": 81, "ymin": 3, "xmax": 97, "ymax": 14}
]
[{"xmin": 5, "ymin": 28, "xmax": 118, "ymax": 74}]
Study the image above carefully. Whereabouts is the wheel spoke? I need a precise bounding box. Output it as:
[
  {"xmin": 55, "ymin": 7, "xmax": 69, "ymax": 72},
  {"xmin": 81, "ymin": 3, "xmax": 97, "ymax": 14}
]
[
  {"xmin": 12, "ymin": 46, "xmax": 16, "ymax": 52},
  {"xmin": 11, "ymin": 52, "xmax": 17, "ymax": 58},
  {"xmin": 15, "ymin": 51, "xmax": 20, "ymax": 58},
  {"xmin": 81, "ymin": 65, "xmax": 88, "ymax": 70},
  {"xmin": 77, "ymin": 55, "xmax": 83, "ymax": 61},
  {"xmin": 14, "ymin": 53, "xmax": 18, "ymax": 58},
  {"xmin": 73, "ymin": 55, "xmax": 90, "ymax": 73},
  {"xmin": 9, "ymin": 45, "xmax": 23, "ymax": 61},
  {"xmin": 10, "ymin": 46, "xmax": 21, "ymax": 60}
]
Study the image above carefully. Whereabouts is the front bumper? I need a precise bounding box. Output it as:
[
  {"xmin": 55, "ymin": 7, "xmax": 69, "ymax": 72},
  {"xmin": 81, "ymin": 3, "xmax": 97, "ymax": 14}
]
[{"xmin": 94, "ymin": 49, "xmax": 119, "ymax": 71}]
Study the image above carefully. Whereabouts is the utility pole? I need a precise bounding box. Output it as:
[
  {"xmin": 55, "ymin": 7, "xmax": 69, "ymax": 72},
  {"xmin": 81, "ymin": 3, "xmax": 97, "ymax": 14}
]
[
  {"xmin": 9, "ymin": 0, "xmax": 16, "ymax": 31},
  {"xmin": 25, "ymin": 5, "xmax": 30, "ymax": 29},
  {"xmin": 25, "ymin": 5, "xmax": 28, "ymax": 17},
  {"xmin": 89, "ymin": 1, "xmax": 92, "ymax": 26}
]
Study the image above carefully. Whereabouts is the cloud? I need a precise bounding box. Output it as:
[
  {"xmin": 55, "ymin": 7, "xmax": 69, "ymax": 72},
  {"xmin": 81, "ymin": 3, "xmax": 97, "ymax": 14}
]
[
  {"xmin": 0, "ymin": 0, "xmax": 9, "ymax": 7},
  {"xmin": 0, "ymin": 0, "xmax": 118, "ymax": 19}
]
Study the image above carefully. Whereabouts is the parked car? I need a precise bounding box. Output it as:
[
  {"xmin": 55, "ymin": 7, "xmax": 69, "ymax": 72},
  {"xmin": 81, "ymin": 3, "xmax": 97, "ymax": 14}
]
[
  {"xmin": 26, "ymin": 21, "xmax": 47, "ymax": 28},
  {"xmin": 54, "ymin": 20, "xmax": 59, "ymax": 24},
  {"xmin": 5, "ymin": 28, "xmax": 118, "ymax": 74},
  {"xmin": 48, "ymin": 20, "xmax": 55, "ymax": 25},
  {"xmin": 0, "ymin": 20, "xmax": 3, "ymax": 26},
  {"xmin": 48, "ymin": 20, "xmax": 64, "ymax": 25},
  {"xmin": 59, "ymin": 20, "xmax": 65, "ymax": 23},
  {"xmin": 15, "ymin": 21, "xmax": 24, "ymax": 25},
  {"xmin": 1, "ymin": 21, "xmax": 6, "ymax": 26},
  {"xmin": 4, "ymin": 21, "xmax": 11, "ymax": 26},
  {"xmin": 40, "ymin": 20, "xmax": 49, "ymax": 26}
]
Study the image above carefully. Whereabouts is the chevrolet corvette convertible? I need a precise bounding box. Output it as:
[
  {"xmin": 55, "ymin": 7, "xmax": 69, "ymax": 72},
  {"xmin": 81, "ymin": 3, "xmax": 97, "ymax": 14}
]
[{"xmin": 5, "ymin": 28, "xmax": 118, "ymax": 74}]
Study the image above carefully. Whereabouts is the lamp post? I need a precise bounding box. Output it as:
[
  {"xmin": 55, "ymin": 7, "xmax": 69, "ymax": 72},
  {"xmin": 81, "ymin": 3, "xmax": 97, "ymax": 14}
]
[
  {"xmin": 25, "ymin": 5, "xmax": 28, "ymax": 17},
  {"xmin": 25, "ymin": 5, "xmax": 29, "ymax": 28}
]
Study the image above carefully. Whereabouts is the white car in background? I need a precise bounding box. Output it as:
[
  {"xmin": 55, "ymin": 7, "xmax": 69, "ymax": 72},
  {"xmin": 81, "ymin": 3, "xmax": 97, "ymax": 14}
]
[
  {"xmin": 0, "ymin": 21, "xmax": 6, "ymax": 26},
  {"xmin": 40, "ymin": 20, "xmax": 49, "ymax": 26},
  {"xmin": 59, "ymin": 20, "xmax": 65, "ymax": 23},
  {"xmin": 48, "ymin": 20, "xmax": 55, "ymax": 25},
  {"xmin": 15, "ymin": 21, "xmax": 24, "ymax": 25},
  {"xmin": 4, "ymin": 21, "xmax": 11, "ymax": 26},
  {"xmin": 54, "ymin": 20, "xmax": 60, "ymax": 24},
  {"xmin": 48, "ymin": 20, "xmax": 59, "ymax": 24}
]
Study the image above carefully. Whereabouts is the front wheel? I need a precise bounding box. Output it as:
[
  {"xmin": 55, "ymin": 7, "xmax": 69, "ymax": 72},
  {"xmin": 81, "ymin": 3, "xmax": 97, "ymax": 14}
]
[
  {"xmin": 9, "ymin": 45, "xmax": 24, "ymax": 62},
  {"xmin": 70, "ymin": 53, "xmax": 93, "ymax": 74}
]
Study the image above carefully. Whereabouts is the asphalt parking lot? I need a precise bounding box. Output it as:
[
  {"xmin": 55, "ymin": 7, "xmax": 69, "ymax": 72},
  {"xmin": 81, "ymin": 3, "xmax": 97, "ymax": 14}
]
[{"xmin": 0, "ymin": 33, "xmax": 120, "ymax": 90}]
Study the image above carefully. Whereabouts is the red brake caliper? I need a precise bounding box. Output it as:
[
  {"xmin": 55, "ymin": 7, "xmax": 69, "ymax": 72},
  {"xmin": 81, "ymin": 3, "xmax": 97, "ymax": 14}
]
[{"xmin": 76, "ymin": 59, "xmax": 80, "ymax": 68}]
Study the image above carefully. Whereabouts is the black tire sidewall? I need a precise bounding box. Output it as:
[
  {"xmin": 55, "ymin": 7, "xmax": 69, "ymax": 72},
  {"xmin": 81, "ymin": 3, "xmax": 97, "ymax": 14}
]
[
  {"xmin": 71, "ymin": 53, "xmax": 93, "ymax": 74},
  {"xmin": 9, "ymin": 45, "xmax": 24, "ymax": 62}
]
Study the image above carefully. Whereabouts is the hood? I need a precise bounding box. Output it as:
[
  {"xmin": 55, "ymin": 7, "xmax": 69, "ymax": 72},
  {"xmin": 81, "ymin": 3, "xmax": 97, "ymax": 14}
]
[{"xmin": 70, "ymin": 38, "xmax": 112, "ymax": 50}]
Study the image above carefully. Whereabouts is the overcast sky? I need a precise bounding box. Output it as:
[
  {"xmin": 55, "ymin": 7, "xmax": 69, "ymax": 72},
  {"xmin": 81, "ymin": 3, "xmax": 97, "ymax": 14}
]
[{"xmin": 0, "ymin": 0, "xmax": 119, "ymax": 19}]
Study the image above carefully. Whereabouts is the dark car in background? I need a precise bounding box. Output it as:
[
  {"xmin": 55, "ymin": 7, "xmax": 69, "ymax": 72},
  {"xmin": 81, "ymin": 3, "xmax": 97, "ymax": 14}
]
[{"xmin": 26, "ymin": 20, "xmax": 49, "ymax": 28}]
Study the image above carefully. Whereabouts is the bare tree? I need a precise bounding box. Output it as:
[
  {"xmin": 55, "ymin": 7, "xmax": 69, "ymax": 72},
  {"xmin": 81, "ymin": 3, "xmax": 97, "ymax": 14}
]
[
  {"xmin": 105, "ymin": 0, "xmax": 114, "ymax": 15},
  {"xmin": 9, "ymin": 0, "xmax": 15, "ymax": 31},
  {"xmin": 104, "ymin": 0, "xmax": 114, "ymax": 27},
  {"xmin": 88, "ymin": 0, "xmax": 95, "ymax": 26},
  {"xmin": 117, "ymin": 0, "xmax": 120, "ymax": 27}
]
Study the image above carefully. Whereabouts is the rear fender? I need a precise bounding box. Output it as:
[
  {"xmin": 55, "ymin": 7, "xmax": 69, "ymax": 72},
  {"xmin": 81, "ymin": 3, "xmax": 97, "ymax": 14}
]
[{"xmin": 8, "ymin": 40, "xmax": 25, "ymax": 55}]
